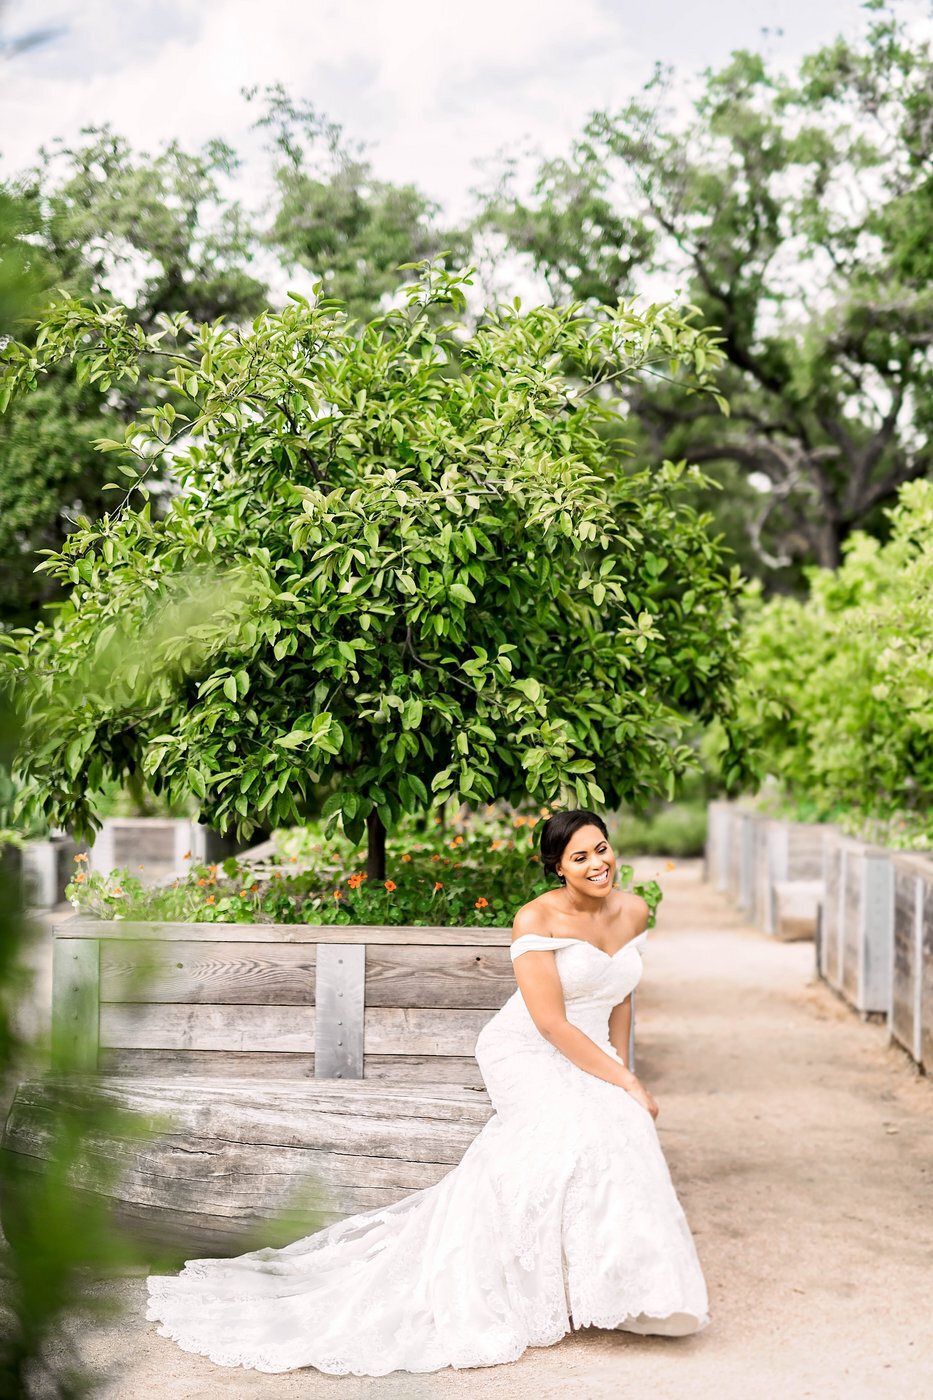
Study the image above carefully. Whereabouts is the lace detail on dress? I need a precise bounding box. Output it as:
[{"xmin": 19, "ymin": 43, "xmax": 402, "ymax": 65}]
[{"xmin": 146, "ymin": 930, "xmax": 708, "ymax": 1375}]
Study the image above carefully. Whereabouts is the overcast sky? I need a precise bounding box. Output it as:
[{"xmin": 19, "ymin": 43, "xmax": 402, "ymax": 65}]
[{"xmin": 2, "ymin": 0, "xmax": 931, "ymax": 217}]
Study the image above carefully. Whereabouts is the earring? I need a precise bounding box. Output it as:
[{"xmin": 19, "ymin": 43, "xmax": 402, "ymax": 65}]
[{"xmin": 557, "ymin": 873, "xmax": 566, "ymax": 886}]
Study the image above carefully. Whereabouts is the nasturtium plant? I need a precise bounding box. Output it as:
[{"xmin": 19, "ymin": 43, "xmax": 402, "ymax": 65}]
[{"xmin": 1, "ymin": 263, "xmax": 745, "ymax": 870}]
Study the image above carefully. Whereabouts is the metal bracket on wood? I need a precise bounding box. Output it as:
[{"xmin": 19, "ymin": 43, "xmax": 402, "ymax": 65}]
[{"xmin": 314, "ymin": 944, "xmax": 365, "ymax": 1079}]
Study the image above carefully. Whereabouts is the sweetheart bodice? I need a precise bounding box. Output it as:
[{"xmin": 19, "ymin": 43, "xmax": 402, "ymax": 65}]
[
  {"xmin": 472, "ymin": 931, "xmax": 646, "ymax": 1088},
  {"xmin": 508, "ymin": 931, "xmax": 646, "ymax": 1007}
]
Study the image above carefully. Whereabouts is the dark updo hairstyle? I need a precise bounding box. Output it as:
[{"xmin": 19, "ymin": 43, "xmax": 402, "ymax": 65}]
[{"xmin": 539, "ymin": 809, "xmax": 609, "ymax": 885}]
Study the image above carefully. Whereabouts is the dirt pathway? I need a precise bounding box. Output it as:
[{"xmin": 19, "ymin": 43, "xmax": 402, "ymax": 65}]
[{"xmin": 72, "ymin": 865, "xmax": 933, "ymax": 1400}]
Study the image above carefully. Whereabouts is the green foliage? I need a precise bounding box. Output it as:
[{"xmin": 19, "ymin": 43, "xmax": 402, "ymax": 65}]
[
  {"xmin": 739, "ymin": 479, "xmax": 933, "ymax": 839},
  {"xmin": 483, "ymin": 7, "xmax": 933, "ymax": 578},
  {"xmin": 610, "ymin": 799, "xmax": 708, "ymax": 858},
  {"xmin": 38, "ymin": 127, "xmax": 268, "ymax": 329},
  {"xmin": 0, "ymin": 704, "xmax": 147, "ymax": 1399},
  {"xmin": 1, "ymin": 264, "xmax": 745, "ymax": 842},
  {"xmin": 65, "ymin": 807, "xmax": 664, "ymax": 928},
  {"xmin": 256, "ymin": 87, "xmax": 462, "ymax": 322},
  {"xmin": 0, "ymin": 101, "xmax": 448, "ymax": 628},
  {"xmin": 0, "ymin": 185, "xmax": 55, "ymax": 336}
]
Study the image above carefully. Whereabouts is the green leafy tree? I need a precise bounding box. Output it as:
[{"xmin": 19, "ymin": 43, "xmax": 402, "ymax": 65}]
[
  {"xmin": 485, "ymin": 5, "xmax": 933, "ymax": 578},
  {"xmin": 256, "ymin": 88, "xmax": 463, "ymax": 322},
  {"xmin": 1, "ymin": 265, "xmax": 745, "ymax": 877},
  {"xmin": 0, "ymin": 128, "xmax": 271, "ymax": 628},
  {"xmin": 739, "ymin": 478, "xmax": 933, "ymax": 836}
]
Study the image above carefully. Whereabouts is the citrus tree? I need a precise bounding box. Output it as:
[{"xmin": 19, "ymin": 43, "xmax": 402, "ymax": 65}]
[{"xmin": 1, "ymin": 264, "xmax": 745, "ymax": 876}]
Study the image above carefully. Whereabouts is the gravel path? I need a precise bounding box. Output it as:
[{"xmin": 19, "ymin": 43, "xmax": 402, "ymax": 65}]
[{"xmin": 65, "ymin": 864, "xmax": 933, "ymax": 1400}]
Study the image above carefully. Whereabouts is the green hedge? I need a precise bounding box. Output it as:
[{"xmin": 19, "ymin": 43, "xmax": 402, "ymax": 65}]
[{"xmin": 738, "ymin": 480, "xmax": 933, "ymax": 844}]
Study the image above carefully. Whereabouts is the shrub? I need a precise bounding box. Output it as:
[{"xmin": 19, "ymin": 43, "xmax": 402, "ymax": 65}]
[
  {"xmin": 66, "ymin": 807, "xmax": 663, "ymax": 927},
  {"xmin": 739, "ymin": 480, "xmax": 933, "ymax": 841}
]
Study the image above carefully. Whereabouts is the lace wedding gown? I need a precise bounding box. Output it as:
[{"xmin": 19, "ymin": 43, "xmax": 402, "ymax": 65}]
[{"xmin": 147, "ymin": 931, "xmax": 709, "ymax": 1374}]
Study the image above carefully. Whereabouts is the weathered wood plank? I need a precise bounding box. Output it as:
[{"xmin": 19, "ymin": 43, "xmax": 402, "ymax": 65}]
[
  {"xmin": 892, "ymin": 865, "xmax": 919, "ymax": 1055},
  {"xmin": 0, "ymin": 1154, "xmax": 449, "ymax": 1256},
  {"xmin": 364, "ymin": 946, "xmax": 515, "ymax": 1008},
  {"xmin": 99, "ymin": 941, "xmax": 316, "ymax": 1005},
  {"xmin": 99, "ymin": 1004, "xmax": 497, "ymax": 1056},
  {"xmin": 100, "ymin": 1003, "xmax": 315, "ymax": 1052},
  {"xmin": 97, "ymin": 1049, "xmax": 488, "ymax": 1085},
  {"xmin": 364, "ymin": 1008, "xmax": 493, "ymax": 1056},
  {"xmin": 913, "ymin": 873, "xmax": 930, "ymax": 1069},
  {"xmin": 51, "ymin": 938, "xmax": 100, "ymax": 1071},
  {"xmin": 363, "ymin": 1055, "xmax": 486, "ymax": 1086},
  {"xmin": 2, "ymin": 1071, "xmax": 497, "ymax": 1254},
  {"xmin": 99, "ymin": 1049, "xmax": 318, "ymax": 1078},
  {"xmin": 67, "ymin": 920, "xmax": 513, "ymax": 945},
  {"xmin": 9, "ymin": 1075, "xmax": 493, "ymax": 1121},
  {"xmin": 5, "ymin": 1111, "xmax": 460, "ymax": 1202}
]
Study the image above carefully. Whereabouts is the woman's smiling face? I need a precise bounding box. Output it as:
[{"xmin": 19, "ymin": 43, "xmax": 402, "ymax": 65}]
[{"xmin": 555, "ymin": 823, "xmax": 616, "ymax": 898}]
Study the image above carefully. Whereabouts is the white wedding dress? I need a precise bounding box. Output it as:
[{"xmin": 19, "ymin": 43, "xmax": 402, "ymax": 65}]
[{"xmin": 146, "ymin": 931, "xmax": 709, "ymax": 1374}]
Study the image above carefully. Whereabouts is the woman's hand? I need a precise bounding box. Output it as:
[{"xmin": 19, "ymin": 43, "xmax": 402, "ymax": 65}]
[{"xmin": 625, "ymin": 1078, "xmax": 659, "ymax": 1119}]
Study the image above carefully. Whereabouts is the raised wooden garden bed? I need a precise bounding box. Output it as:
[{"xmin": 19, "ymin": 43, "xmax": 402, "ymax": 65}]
[{"xmin": 2, "ymin": 919, "xmax": 639, "ymax": 1255}]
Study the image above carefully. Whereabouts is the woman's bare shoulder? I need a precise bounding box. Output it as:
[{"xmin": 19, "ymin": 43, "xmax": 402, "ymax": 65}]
[
  {"xmin": 510, "ymin": 891, "xmax": 562, "ymax": 943},
  {"xmin": 616, "ymin": 889, "xmax": 651, "ymax": 933}
]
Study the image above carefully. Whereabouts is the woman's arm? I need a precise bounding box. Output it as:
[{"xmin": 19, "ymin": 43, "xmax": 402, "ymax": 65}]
[
  {"xmin": 511, "ymin": 943, "xmax": 656, "ymax": 1114},
  {"xmin": 608, "ymin": 995, "xmax": 632, "ymax": 1065},
  {"xmin": 514, "ymin": 948, "xmax": 637, "ymax": 1089}
]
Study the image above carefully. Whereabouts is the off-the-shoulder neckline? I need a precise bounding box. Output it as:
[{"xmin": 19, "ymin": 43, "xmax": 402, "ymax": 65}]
[{"xmin": 510, "ymin": 931, "xmax": 646, "ymax": 960}]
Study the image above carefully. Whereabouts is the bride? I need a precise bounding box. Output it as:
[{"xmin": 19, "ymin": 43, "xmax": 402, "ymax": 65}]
[{"xmin": 147, "ymin": 809, "xmax": 709, "ymax": 1374}]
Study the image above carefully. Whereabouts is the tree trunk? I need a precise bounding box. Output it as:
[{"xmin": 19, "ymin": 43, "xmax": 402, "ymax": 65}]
[
  {"xmin": 814, "ymin": 516, "xmax": 842, "ymax": 570},
  {"xmin": 367, "ymin": 809, "xmax": 386, "ymax": 882}
]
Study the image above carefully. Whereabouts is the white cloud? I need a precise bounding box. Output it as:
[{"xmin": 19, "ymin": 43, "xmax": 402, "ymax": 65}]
[{"xmin": 2, "ymin": 0, "xmax": 930, "ymax": 221}]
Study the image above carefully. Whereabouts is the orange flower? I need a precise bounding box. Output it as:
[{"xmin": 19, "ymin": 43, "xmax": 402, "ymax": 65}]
[
  {"xmin": 539, "ymin": 806, "xmax": 551, "ymax": 817},
  {"xmin": 183, "ymin": 851, "xmax": 191, "ymax": 860},
  {"xmin": 208, "ymin": 864, "xmax": 218, "ymax": 874},
  {"xmin": 112, "ymin": 886, "xmax": 122, "ymax": 896},
  {"xmin": 450, "ymin": 835, "xmax": 464, "ymax": 847},
  {"xmin": 348, "ymin": 874, "xmax": 362, "ymax": 889},
  {"xmin": 431, "ymin": 854, "xmax": 440, "ymax": 862},
  {"xmin": 172, "ymin": 880, "xmax": 179, "ymax": 888},
  {"xmin": 490, "ymin": 839, "xmax": 503, "ymax": 851},
  {"xmin": 208, "ymin": 877, "xmax": 216, "ymax": 885},
  {"xmin": 250, "ymin": 883, "xmax": 258, "ymax": 892},
  {"xmin": 434, "ymin": 881, "xmax": 443, "ymax": 891},
  {"xmin": 475, "ymin": 897, "xmax": 488, "ymax": 909},
  {"xmin": 198, "ymin": 878, "xmax": 206, "ymax": 887},
  {"xmin": 454, "ymin": 862, "xmax": 461, "ymax": 868},
  {"xmin": 74, "ymin": 852, "xmax": 88, "ymax": 862},
  {"xmin": 333, "ymin": 889, "xmax": 342, "ymax": 900},
  {"xmin": 513, "ymin": 817, "xmax": 524, "ymax": 827},
  {"xmin": 75, "ymin": 872, "xmax": 86, "ymax": 883},
  {"xmin": 666, "ymin": 860, "xmax": 676, "ymax": 871},
  {"xmin": 205, "ymin": 894, "xmax": 215, "ymax": 905},
  {"xmin": 401, "ymin": 853, "xmax": 412, "ymax": 863},
  {"xmin": 290, "ymin": 855, "xmax": 298, "ymax": 863},
  {"xmin": 385, "ymin": 880, "xmax": 397, "ymax": 892},
  {"xmin": 138, "ymin": 864, "xmax": 145, "ymax": 871}
]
